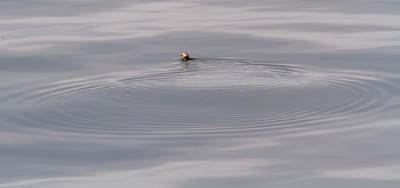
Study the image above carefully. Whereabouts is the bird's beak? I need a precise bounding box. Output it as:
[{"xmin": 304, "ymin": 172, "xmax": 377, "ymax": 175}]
[{"xmin": 180, "ymin": 53, "xmax": 184, "ymax": 56}]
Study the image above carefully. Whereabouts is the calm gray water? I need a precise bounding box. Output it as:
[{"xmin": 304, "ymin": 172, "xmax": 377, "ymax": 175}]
[{"xmin": 1, "ymin": 0, "xmax": 400, "ymax": 187}]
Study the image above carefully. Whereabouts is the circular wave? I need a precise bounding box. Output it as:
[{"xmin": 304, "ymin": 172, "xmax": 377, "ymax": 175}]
[{"xmin": 2, "ymin": 60, "xmax": 398, "ymax": 136}]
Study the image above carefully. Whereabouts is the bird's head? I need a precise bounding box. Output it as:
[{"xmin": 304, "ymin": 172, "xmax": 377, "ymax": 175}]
[{"xmin": 180, "ymin": 52, "xmax": 188, "ymax": 58}]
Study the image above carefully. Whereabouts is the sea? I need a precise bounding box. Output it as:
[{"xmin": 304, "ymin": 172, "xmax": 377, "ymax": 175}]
[{"xmin": 0, "ymin": 0, "xmax": 399, "ymax": 187}]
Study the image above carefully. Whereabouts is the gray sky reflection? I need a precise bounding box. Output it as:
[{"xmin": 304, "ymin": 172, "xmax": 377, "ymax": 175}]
[
  {"xmin": 2, "ymin": 122, "xmax": 399, "ymax": 188},
  {"xmin": 0, "ymin": 0, "xmax": 399, "ymax": 187},
  {"xmin": 1, "ymin": 1, "xmax": 400, "ymax": 52}
]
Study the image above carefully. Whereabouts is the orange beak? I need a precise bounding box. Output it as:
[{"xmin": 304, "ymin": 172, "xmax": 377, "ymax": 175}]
[{"xmin": 180, "ymin": 53, "xmax": 184, "ymax": 56}]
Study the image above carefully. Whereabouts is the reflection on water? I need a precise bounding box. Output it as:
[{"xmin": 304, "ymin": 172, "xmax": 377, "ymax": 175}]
[
  {"xmin": 0, "ymin": 0, "xmax": 400, "ymax": 187},
  {"xmin": 1, "ymin": 1, "xmax": 400, "ymax": 51}
]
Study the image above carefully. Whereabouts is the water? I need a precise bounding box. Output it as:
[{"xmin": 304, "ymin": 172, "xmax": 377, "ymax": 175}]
[{"xmin": 1, "ymin": 1, "xmax": 400, "ymax": 187}]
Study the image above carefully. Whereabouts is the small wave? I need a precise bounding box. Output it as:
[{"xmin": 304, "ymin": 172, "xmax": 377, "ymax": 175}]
[{"xmin": 1, "ymin": 59, "xmax": 398, "ymax": 136}]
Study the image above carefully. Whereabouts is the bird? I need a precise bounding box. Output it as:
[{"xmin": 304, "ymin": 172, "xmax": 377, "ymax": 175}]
[{"xmin": 180, "ymin": 52, "xmax": 195, "ymax": 62}]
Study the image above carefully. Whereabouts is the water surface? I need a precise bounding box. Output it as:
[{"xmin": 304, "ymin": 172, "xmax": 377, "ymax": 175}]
[{"xmin": 1, "ymin": 0, "xmax": 400, "ymax": 187}]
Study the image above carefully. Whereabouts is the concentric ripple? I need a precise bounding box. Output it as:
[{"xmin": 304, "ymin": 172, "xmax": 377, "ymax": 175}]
[{"xmin": 2, "ymin": 60, "xmax": 399, "ymax": 136}]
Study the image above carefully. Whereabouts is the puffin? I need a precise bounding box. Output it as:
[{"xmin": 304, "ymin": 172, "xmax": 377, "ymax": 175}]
[{"xmin": 180, "ymin": 52, "xmax": 195, "ymax": 62}]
